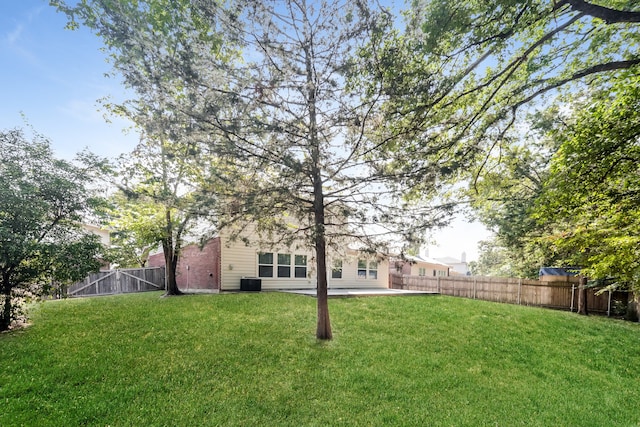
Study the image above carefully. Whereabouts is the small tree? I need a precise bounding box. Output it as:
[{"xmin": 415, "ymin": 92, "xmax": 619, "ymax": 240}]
[
  {"xmin": 111, "ymin": 134, "xmax": 218, "ymax": 296},
  {"xmin": 106, "ymin": 191, "xmax": 163, "ymax": 269},
  {"xmin": 0, "ymin": 128, "xmax": 106, "ymax": 331}
]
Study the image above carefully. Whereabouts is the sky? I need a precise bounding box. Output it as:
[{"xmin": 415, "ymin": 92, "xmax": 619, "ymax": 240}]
[
  {"xmin": 0, "ymin": 0, "xmax": 491, "ymax": 261},
  {"xmin": 0, "ymin": 0, "xmax": 138, "ymax": 159}
]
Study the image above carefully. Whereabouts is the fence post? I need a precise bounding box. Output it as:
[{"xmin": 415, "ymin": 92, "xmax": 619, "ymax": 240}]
[
  {"xmin": 437, "ymin": 276, "xmax": 441, "ymax": 293},
  {"xmin": 607, "ymin": 290, "xmax": 612, "ymax": 317},
  {"xmin": 577, "ymin": 276, "xmax": 588, "ymax": 315},
  {"xmin": 116, "ymin": 270, "xmax": 122, "ymax": 294},
  {"xmin": 473, "ymin": 277, "xmax": 477, "ymax": 299},
  {"xmin": 570, "ymin": 285, "xmax": 575, "ymax": 312},
  {"xmin": 517, "ymin": 278, "xmax": 522, "ymax": 305}
]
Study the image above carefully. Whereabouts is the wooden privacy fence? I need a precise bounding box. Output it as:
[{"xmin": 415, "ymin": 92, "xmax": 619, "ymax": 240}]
[
  {"xmin": 390, "ymin": 274, "xmax": 630, "ymax": 316},
  {"xmin": 68, "ymin": 267, "xmax": 165, "ymax": 297}
]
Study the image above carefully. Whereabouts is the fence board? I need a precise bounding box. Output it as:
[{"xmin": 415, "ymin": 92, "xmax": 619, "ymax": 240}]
[
  {"xmin": 389, "ymin": 274, "xmax": 631, "ymax": 315},
  {"xmin": 68, "ymin": 267, "xmax": 165, "ymax": 297}
]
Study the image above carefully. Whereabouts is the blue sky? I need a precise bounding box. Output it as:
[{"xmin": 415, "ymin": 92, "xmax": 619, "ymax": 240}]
[
  {"xmin": 0, "ymin": 0, "xmax": 490, "ymax": 260},
  {"xmin": 1, "ymin": 0, "xmax": 139, "ymax": 159}
]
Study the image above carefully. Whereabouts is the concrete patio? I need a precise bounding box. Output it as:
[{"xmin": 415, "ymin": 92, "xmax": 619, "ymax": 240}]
[{"xmin": 278, "ymin": 288, "xmax": 438, "ymax": 297}]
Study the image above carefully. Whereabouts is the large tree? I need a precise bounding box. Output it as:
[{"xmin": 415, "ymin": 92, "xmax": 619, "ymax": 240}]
[
  {"xmin": 54, "ymin": 0, "xmax": 456, "ymax": 339},
  {"xmin": 365, "ymin": 0, "xmax": 639, "ymax": 286},
  {"xmin": 0, "ymin": 128, "xmax": 106, "ymax": 331},
  {"xmin": 209, "ymin": 1, "xmax": 456, "ymax": 340},
  {"xmin": 111, "ymin": 133, "xmax": 219, "ymax": 296},
  {"xmin": 54, "ymin": 0, "xmax": 231, "ymax": 295},
  {"xmin": 534, "ymin": 74, "xmax": 640, "ymax": 299},
  {"xmin": 362, "ymin": 0, "xmax": 639, "ymax": 188},
  {"xmin": 464, "ymin": 74, "xmax": 640, "ymax": 317},
  {"xmin": 465, "ymin": 106, "xmax": 565, "ymax": 278}
]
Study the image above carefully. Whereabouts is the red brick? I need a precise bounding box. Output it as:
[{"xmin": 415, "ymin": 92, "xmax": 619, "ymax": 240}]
[{"xmin": 147, "ymin": 238, "xmax": 221, "ymax": 290}]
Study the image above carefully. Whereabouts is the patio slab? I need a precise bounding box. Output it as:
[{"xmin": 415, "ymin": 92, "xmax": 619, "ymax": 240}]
[{"xmin": 278, "ymin": 288, "xmax": 438, "ymax": 297}]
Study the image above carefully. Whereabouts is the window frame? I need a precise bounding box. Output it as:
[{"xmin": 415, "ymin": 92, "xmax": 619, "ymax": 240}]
[
  {"xmin": 368, "ymin": 261, "xmax": 378, "ymax": 280},
  {"xmin": 358, "ymin": 259, "xmax": 379, "ymax": 280},
  {"xmin": 258, "ymin": 252, "xmax": 274, "ymax": 278},
  {"xmin": 277, "ymin": 253, "xmax": 292, "ymax": 278},
  {"xmin": 357, "ymin": 259, "xmax": 367, "ymax": 279},
  {"xmin": 257, "ymin": 252, "xmax": 308, "ymax": 280},
  {"xmin": 331, "ymin": 260, "xmax": 343, "ymax": 279},
  {"xmin": 294, "ymin": 255, "xmax": 307, "ymax": 278}
]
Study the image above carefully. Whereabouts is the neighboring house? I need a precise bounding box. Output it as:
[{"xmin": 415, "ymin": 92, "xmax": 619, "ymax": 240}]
[
  {"xmin": 82, "ymin": 223, "xmax": 111, "ymax": 246},
  {"xmin": 435, "ymin": 252, "xmax": 470, "ymax": 276},
  {"xmin": 82, "ymin": 223, "xmax": 111, "ymax": 270},
  {"xmin": 391, "ymin": 254, "xmax": 450, "ymax": 277},
  {"xmin": 148, "ymin": 227, "xmax": 389, "ymax": 291}
]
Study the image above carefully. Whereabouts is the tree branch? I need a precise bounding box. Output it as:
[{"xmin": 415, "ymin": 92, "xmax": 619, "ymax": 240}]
[
  {"xmin": 568, "ymin": 0, "xmax": 640, "ymax": 23},
  {"xmin": 515, "ymin": 59, "xmax": 640, "ymax": 108}
]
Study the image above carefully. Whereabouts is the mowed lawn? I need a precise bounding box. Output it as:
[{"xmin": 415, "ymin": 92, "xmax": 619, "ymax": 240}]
[{"xmin": 1, "ymin": 292, "xmax": 639, "ymax": 426}]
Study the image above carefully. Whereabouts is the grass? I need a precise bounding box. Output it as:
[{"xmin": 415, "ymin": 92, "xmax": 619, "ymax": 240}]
[{"xmin": 1, "ymin": 292, "xmax": 639, "ymax": 427}]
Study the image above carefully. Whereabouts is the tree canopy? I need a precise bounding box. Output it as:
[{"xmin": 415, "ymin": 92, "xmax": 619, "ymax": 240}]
[
  {"xmin": 534, "ymin": 73, "xmax": 640, "ymax": 290},
  {"xmin": 0, "ymin": 128, "xmax": 106, "ymax": 331},
  {"xmin": 363, "ymin": 0, "xmax": 639, "ymax": 186},
  {"xmin": 53, "ymin": 0, "xmax": 460, "ymax": 339},
  {"xmin": 51, "ymin": 0, "xmax": 640, "ymax": 328},
  {"xmin": 108, "ymin": 134, "xmax": 220, "ymax": 295}
]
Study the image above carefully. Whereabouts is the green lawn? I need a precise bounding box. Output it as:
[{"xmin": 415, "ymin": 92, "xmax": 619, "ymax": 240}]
[{"xmin": 1, "ymin": 292, "xmax": 639, "ymax": 426}]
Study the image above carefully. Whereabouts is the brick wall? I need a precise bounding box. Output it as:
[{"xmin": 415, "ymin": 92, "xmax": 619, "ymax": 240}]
[{"xmin": 147, "ymin": 238, "xmax": 221, "ymax": 290}]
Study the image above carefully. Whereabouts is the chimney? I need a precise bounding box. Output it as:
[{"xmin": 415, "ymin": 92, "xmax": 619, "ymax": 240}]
[{"xmin": 461, "ymin": 251, "xmax": 466, "ymax": 263}]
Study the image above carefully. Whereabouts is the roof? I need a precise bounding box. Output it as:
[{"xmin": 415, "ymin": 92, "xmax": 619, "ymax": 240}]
[
  {"xmin": 434, "ymin": 256, "xmax": 462, "ymax": 265},
  {"xmin": 403, "ymin": 254, "xmax": 451, "ymax": 267},
  {"xmin": 539, "ymin": 267, "xmax": 580, "ymax": 277}
]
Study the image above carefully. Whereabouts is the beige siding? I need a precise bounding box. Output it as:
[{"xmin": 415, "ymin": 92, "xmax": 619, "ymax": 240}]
[
  {"xmin": 219, "ymin": 227, "xmax": 314, "ymax": 290},
  {"xmin": 82, "ymin": 223, "xmax": 111, "ymax": 246},
  {"xmin": 410, "ymin": 261, "xmax": 448, "ymax": 277},
  {"xmin": 220, "ymin": 236, "xmax": 257, "ymax": 291},
  {"xmin": 328, "ymin": 254, "xmax": 389, "ymax": 289},
  {"xmin": 219, "ymin": 227, "xmax": 388, "ymax": 290}
]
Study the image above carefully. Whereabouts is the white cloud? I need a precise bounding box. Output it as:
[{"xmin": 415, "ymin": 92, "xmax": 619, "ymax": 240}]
[
  {"xmin": 58, "ymin": 99, "xmax": 106, "ymax": 124},
  {"xmin": 6, "ymin": 23, "xmax": 24, "ymax": 45}
]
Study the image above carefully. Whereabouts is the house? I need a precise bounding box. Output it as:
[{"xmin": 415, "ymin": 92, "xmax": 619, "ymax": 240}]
[
  {"xmin": 82, "ymin": 223, "xmax": 111, "ymax": 246},
  {"xmin": 434, "ymin": 252, "xmax": 470, "ymax": 276},
  {"xmin": 391, "ymin": 254, "xmax": 450, "ymax": 277},
  {"xmin": 148, "ymin": 227, "xmax": 389, "ymax": 291},
  {"xmin": 82, "ymin": 223, "xmax": 112, "ymax": 270}
]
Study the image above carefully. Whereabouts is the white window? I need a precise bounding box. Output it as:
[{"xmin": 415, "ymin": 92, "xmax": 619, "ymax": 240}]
[
  {"xmin": 258, "ymin": 252, "xmax": 307, "ymax": 279},
  {"xmin": 278, "ymin": 253, "xmax": 291, "ymax": 277},
  {"xmin": 357, "ymin": 260, "xmax": 367, "ymax": 278},
  {"xmin": 358, "ymin": 260, "xmax": 378, "ymax": 280},
  {"xmin": 369, "ymin": 261, "xmax": 378, "ymax": 280},
  {"xmin": 331, "ymin": 260, "xmax": 343, "ymax": 279},
  {"xmin": 418, "ymin": 267, "xmax": 426, "ymax": 276},
  {"xmin": 258, "ymin": 252, "xmax": 274, "ymax": 277},
  {"xmin": 295, "ymin": 255, "xmax": 307, "ymax": 278}
]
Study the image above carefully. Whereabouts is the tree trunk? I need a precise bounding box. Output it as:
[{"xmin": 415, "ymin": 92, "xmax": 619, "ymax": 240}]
[
  {"xmin": 163, "ymin": 245, "xmax": 182, "ymax": 296},
  {"xmin": 315, "ymin": 212, "xmax": 332, "ymax": 340},
  {"xmin": 627, "ymin": 290, "xmax": 639, "ymax": 322},
  {"xmin": 0, "ymin": 274, "xmax": 13, "ymax": 332},
  {"xmin": 577, "ymin": 276, "xmax": 588, "ymax": 315},
  {"xmin": 163, "ymin": 209, "xmax": 182, "ymax": 296},
  {"xmin": 304, "ymin": 21, "xmax": 331, "ymax": 340}
]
